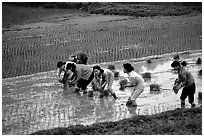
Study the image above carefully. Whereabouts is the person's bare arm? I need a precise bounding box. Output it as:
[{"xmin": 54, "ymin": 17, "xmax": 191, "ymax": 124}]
[
  {"xmin": 100, "ymin": 74, "xmax": 108, "ymax": 89},
  {"xmin": 69, "ymin": 70, "xmax": 81, "ymax": 84},
  {"xmin": 125, "ymin": 77, "xmax": 138, "ymax": 87},
  {"xmin": 124, "ymin": 84, "xmax": 137, "ymax": 87}
]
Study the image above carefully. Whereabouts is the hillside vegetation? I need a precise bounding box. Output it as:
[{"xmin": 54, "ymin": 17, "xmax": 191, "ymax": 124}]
[{"xmin": 3, "ymin": 2, "xmax": 201, "ymax": 28}]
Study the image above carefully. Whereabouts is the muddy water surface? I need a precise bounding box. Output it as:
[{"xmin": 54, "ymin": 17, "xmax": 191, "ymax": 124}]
[{"xmin": 2, "ymin": 51, "xmax": 202, "ymax": 135}]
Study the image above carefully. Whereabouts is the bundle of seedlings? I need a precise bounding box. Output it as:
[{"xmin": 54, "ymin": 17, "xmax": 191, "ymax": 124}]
[
  {"xmin": 150, "ymin": 84, "xmax": 161, "ymax": 94},
  {"xmin": 196, "ymin": 57, "xmax": 202, "ymax": 65},
  {"xmin": 142, "ymin": 72, "xmax": 151, "ymax": 79}
]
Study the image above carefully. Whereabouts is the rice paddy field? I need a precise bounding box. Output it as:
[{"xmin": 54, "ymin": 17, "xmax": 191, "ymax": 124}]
[
  {"xmin": 2, "ymin": 50, "xmax": 202, "ymax": 135},
  {"xmin": 2, "ymin": 3, "xmax": 202, "ymax": 135},
  {"xmin": 2, "ymin": 4, "xmax": 202, "ymax": 78}
]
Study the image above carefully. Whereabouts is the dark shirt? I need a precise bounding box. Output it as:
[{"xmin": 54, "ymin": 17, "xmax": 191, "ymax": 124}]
[
  {"xmin": 178, "ymin": 67, "xmax": 194, "ymax": 87},
  {"xmin": 75, "ymin": 64, "xmax": 93, "ymax": 81}
]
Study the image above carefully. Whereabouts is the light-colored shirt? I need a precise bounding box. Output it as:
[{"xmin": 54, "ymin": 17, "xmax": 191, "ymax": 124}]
[
  {"xmin": 92, "ymin": 68, "xmax": 114, "ymax": 90},
  {"xmin": 101, "ymin": 68, "xmax": 114, "ymax": 84},
  {"xmin": 127, "ymin": 71, "xmax": 145, "ymax": 88}
]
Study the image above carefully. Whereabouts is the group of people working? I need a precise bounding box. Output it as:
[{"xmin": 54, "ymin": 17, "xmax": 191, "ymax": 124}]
[
  {"xmin": 57, "ymin": 53, "xmax": 197, "ymax": 108},
  {"xmin": 57, "ymin": 53, "xmax": 145, "ymax": 106}
]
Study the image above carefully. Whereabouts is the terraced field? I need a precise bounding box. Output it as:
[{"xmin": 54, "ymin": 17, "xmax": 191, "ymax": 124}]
[{"xmin": 2, "ymin": 14, "xmax": 202, "ymax": 78}]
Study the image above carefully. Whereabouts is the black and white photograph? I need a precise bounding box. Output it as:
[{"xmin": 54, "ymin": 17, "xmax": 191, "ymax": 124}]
[{"xmin": 1, "ymin": 1, "xmax": 202, "ymax": 135}]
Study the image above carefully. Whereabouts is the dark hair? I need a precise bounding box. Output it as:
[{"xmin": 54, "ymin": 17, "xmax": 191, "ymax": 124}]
[
  {"xmin": 66, "ymin": 63, "xmax": 76, "ymax": 72},
  {"xmin": 171, "ymin": 60, "xmax": 181, "ymax": 68},
  {"xmin": 77, "ymin": 53, "xmax": 88, "ymax": 65},
  {"xmin": 173, "ymin": 54, "xmax": 180, "ymax": 60},
  {"xmin": 93, "ymin": 65, "xmax": 104, "ymax": 74},
  {"xmin": 57, "ymin": 61, "xmax": 66, "ymax": 68},
  {"xmin": 123, "ymin": 63, "xmax": 134, "ymax": 72}
]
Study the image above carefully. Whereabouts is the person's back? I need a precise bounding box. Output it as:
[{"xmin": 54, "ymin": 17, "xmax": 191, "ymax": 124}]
[
  {"xmin": 179, "ymin": 67, "xmax": 194, "ymax": 87},
  {"xmin": 128, "ymin": 71, "xmax": 144, "ymax": 88},
  {"xmin": 66, "ymin": 63, "xmax": 94, "ymax": 93},
  {"xmin": 75, "ymin": 64, "xmax": 93, "ymax": 80}
]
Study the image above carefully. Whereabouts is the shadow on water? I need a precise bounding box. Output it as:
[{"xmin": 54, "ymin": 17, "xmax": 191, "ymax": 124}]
[{"xmin": 2, "ymin": 51, "xmax": 202, "ymax": 135}]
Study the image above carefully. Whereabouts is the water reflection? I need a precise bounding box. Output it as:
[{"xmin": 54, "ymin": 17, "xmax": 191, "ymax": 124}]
[{"xmin": 127, "ymin": 106, "xmax": 137, "ymax": 116}]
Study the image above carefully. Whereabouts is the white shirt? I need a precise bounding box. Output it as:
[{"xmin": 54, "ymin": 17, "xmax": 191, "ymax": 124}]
[{"xmin": 127, "ymin": 71, "xmax": 145, "ymax": 88}]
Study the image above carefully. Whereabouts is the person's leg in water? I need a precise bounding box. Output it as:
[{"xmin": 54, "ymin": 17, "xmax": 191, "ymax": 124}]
[
  {"xmin": 76, "ymin": 72, "xmax": 94, "ymax": 94},
  {"xmin": 108, "ymin": 88, "xmax": 117, "ymax": 99},
  {"xmin": 99, "ymin": 86, "xmax": 105, "ymax": 98},
  {"xmin": 189, "ymin": 96, "xmax": 196, "ymax": 108},
  {"xmin": 181, "ymin": 100, "xmax": 186, "ymax": 108},
  {"xmin": 188, "ymin": 83, "xmax": 196, "ymax": 108},
  {"xmin": 106, "ymin": 76, "xmax": 117, "ymax": 99},
  {"xmin": 76, "ymin": 79, "xmax": 87, "ymax": 93},
  {"xmin": 126, "ymin": 87, "xmax": 144, "ymax": 107},
  {"xmin": 91, "ymin": 76, "xmax": 99, "ymax": 91},
  {"xmin": 180, "ymin": 87, "xmax": 188, "ymax": 108}
]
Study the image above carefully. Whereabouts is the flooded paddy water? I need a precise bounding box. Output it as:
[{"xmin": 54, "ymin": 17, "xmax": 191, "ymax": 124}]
[{"xmin": 2, "ymin": 50, "xmax": 202, "ymax": 135}]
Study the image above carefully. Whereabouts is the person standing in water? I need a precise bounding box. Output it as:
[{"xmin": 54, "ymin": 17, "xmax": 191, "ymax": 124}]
[
  {"xmin": 57, "ymin": 53, "xmax": 89, "ymax": 88},
  {"xmin": 171, "ymin": 60, "xmax": 196, "ymax": 108},
  {"xmin": 66, "ymin": 63, "xmax": 94, "ymax": 93},
  {"xmin": 92, "ymin": 65, "xmax": 117, "ymax": 99},
  {"xmin": 119, "ymin": 63, "xmax": 145, "ymax": 107}
]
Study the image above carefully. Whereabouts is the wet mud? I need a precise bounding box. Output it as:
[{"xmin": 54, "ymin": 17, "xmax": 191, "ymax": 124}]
[{"xmin": 2, "ymin": 50, "xmax": 202, "ymax": 135}]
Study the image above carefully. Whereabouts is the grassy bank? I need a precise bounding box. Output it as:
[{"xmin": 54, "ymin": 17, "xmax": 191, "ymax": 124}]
[{"xmin": 31, "ymin": 107, "xmax": 202, "ymax": 135}]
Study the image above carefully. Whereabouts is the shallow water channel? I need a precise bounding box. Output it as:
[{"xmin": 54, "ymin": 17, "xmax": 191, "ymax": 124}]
[{"xmin": 2, "ymin": 50, "xmax": 202, "ymax": 135}]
